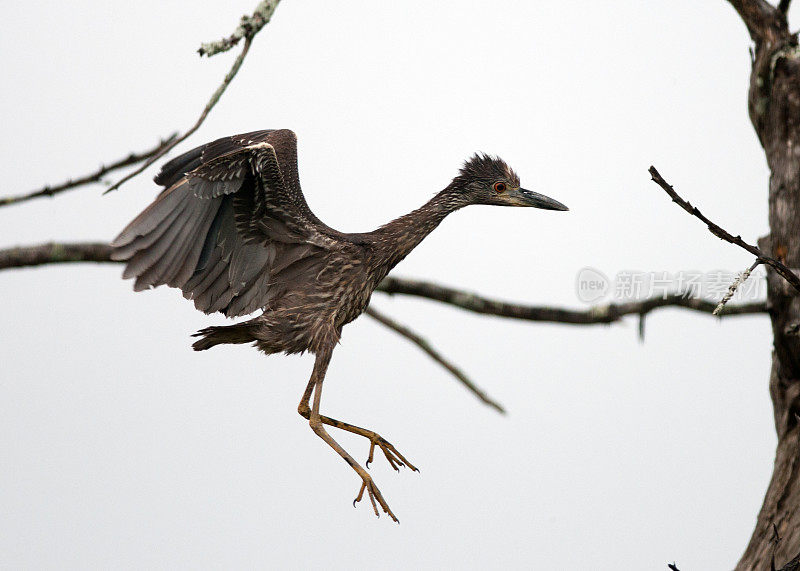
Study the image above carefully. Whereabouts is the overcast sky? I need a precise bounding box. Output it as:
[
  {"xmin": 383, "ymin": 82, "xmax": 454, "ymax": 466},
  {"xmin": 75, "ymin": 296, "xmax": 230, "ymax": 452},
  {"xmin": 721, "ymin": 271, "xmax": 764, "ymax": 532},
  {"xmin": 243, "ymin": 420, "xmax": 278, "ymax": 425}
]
[{"xmin": 3, "ymin": 1, "xmax": 797, "ymax": 569}]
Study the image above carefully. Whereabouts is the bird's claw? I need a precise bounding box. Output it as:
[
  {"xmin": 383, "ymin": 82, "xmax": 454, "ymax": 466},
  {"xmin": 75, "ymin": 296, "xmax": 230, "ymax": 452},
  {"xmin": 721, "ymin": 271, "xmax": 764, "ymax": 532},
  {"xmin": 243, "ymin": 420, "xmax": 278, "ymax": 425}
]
[
  {"xmin": 366, "ymin": 435, "xmax": 419, "ymax": 473},
  {"xmin": 354, "ymin": 475, "xmax": 398, "ymax": 523}
]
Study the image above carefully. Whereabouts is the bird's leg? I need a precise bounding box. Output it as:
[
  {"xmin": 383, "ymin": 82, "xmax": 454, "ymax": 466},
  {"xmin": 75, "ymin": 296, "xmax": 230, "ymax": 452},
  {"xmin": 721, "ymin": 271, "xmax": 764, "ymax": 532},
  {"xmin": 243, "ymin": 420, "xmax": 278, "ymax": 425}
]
[
  {"xmin": 319, "ymin": 416, "xmax": 416, "ymax": 472},
  {"xmin": 301, "ymin": 349, "xmax": 399, "ymax": 522},
  {"xmin": 298, "ymin": 378, "xmax": 417, "ymax": 472}
]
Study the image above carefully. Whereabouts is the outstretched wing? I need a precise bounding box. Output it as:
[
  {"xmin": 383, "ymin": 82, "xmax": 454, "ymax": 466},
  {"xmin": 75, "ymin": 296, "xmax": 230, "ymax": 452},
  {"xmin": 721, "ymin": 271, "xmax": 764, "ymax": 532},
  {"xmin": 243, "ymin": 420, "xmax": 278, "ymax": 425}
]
[{"xmin": 111, "ymin": 129, "xmax": 343, "ymax": 317}]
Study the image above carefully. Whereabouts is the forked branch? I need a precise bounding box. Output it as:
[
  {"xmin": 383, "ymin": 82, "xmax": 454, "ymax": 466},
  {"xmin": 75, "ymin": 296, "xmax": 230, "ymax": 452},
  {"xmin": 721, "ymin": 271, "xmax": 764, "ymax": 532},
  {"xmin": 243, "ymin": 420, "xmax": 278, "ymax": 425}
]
[
  {"xmin": 725, "ymin": 0, "xmax": 785, "ymax": 42},
  {"xmin": 0, "ymin": 1, "xmax": 284, "ymax": 208},
  {"xmin": 0, "ymin": 134, "xmax": 176, "ymax": 208}
]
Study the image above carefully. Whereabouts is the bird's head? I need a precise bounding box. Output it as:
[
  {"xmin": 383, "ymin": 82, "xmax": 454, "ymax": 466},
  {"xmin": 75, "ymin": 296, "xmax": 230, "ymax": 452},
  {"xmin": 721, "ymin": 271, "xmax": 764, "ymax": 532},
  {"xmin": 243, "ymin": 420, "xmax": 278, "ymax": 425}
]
[{"xmin": 451, "ymin": 153, "xmax": 568, "ymax": 211}]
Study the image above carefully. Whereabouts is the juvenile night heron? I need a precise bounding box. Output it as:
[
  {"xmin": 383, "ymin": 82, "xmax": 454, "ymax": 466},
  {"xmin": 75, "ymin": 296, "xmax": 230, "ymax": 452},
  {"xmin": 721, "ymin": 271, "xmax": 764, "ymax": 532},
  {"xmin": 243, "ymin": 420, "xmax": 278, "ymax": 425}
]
[{"xmin": 111, "ymin": 129, "xmax": 567, "ymax": 521}]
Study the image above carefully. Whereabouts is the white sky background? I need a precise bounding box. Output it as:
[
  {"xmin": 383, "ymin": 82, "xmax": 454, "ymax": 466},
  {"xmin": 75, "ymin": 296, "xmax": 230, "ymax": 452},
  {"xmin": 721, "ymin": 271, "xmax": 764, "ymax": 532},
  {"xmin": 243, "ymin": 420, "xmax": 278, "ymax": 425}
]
[{"xmin": 1, "ymin": 1, "xmax": 795, "ymax": 569}]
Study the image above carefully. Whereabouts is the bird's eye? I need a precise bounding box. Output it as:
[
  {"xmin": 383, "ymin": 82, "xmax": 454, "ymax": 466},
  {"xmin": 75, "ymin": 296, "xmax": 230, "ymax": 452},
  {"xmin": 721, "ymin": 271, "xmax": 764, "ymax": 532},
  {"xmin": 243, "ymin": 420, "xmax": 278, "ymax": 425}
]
[{"xmin": 493, "ymin": 182, "xmax": 507, "ymax": 193}]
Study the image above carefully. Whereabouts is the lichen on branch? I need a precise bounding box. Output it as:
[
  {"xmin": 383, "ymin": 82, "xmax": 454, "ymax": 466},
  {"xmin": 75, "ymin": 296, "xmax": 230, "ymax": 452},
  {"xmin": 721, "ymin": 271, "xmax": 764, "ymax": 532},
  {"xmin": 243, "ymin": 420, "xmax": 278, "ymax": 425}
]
[{"xmin": 198, "ymin": 0, "xmax": 281, "ymax": 57}]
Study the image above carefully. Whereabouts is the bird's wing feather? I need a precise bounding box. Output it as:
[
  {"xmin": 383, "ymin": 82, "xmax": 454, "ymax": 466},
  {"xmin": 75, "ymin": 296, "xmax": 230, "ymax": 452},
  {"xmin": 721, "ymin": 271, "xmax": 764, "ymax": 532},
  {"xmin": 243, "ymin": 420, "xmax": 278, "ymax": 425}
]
[{"xmin": 111, "ymin": 129, "xmax": 347, "ymax": 317}]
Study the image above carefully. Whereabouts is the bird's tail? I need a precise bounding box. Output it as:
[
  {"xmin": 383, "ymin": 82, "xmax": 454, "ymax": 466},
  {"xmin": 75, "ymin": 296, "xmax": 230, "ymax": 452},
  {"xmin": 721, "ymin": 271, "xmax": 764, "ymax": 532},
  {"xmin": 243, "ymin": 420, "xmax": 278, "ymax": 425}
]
[{"xmin": 191, "ymin": 322, "xmax": 256, "ymax": 351}]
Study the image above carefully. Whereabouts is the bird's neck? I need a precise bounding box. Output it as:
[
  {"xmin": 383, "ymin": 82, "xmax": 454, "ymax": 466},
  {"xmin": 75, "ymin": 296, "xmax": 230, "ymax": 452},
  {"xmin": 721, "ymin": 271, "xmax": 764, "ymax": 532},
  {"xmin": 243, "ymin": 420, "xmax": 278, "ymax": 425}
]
[{"xmin": 369, "ymin": 185, "xmax": 466, "ymax": 272}]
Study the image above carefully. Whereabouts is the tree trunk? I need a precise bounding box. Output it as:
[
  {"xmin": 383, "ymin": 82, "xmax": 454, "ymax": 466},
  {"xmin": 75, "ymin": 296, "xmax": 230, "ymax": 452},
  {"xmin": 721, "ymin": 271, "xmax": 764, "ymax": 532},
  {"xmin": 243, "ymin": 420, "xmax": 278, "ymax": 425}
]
[{"xmin": 729, "ymin": 1, "xmax": 800, "ymax": 569}]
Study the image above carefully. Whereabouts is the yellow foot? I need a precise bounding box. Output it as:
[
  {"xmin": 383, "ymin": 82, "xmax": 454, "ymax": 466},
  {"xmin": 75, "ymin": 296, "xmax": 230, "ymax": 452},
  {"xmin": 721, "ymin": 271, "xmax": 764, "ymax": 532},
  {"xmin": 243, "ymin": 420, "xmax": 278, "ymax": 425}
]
[
  {"xmin": 366, "ymin": 434, "xmax": 419, "ymax": 473},
  {"xmin": 353, "ymin": 474, "xmax": 398, "ymax": 523}
]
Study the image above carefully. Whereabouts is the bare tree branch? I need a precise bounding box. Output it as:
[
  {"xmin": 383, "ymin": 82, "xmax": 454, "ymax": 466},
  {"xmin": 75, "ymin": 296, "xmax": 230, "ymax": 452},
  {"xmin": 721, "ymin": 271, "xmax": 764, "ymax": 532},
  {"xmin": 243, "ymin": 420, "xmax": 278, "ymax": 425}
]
[
  {"xmin": 726, "ymin": 0, "xmax": 784, "ymax": 42},
  {"xmin": 365, "ymin": 307, "xmax": 506, "ymax": 414},
  {"xmin": 649, "ymin": 166, "xmax": 800, "ymax": 293},
  {"xmin": 0, "ymin": 134, "xmax": 177, "ymax": 208},
  {"xmin": 198, "ymin": 0, "xmax": 281, "ymax": 57},
  {"xmin": 0, "ymin": 242, "xmax": 114, "ymax": 270},
  {"xmin": 0, "ymin": 242, "xmax": 768, "ymax": 320},
  {"xmin": 377, "ymin": 276, "xmax": 767, "ymax": 322}
]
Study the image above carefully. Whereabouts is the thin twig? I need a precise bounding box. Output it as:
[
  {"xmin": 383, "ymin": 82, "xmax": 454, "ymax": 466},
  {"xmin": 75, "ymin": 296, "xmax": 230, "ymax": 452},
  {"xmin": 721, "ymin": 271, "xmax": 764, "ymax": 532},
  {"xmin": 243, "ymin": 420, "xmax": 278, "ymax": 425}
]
[
  {"xmin": 0, "ymin": 242, "xmax": 769, "ymax": 322},
  {"xmin": 714, "ymin": 259, "xmax": 761, "ymax": 315},
  {"xmin": 648, "ymin": 166, "xmax": 800, "ymax": 293},
  {"xmin": 0, "ymin": 134, "xmax": 177, "ymax": 208},
  {"xmin": 198, "ymin": 0, "xmax": 281, "ymax": 57},
  {"xmin": 104, "ymin": 36, "xmax": 255, "ymax": 194},
  {"xmin": 365, "ymin": 306, "xmax": 506, "ymax": 414}
]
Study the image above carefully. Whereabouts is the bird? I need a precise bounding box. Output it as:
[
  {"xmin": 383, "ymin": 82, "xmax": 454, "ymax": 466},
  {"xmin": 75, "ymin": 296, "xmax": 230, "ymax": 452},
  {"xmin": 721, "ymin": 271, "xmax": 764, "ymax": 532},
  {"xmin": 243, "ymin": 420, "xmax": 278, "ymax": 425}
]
[{"xmin": 111, "ymin": 129, "xmax": 568, "ymax": 521}]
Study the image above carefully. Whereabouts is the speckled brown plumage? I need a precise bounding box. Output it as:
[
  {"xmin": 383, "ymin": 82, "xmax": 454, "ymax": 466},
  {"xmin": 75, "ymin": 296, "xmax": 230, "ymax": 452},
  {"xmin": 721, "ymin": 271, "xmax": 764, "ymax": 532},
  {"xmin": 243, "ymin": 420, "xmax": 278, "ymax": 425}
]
[{"xmin": 111, "ymin": 128, "xmax": 567, "ymax": 521}]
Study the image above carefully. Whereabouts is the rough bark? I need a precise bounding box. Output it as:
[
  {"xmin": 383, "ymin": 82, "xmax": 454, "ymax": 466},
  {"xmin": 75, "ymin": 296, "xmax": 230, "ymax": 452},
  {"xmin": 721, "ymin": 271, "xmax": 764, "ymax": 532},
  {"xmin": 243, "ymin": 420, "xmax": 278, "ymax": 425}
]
[{"xmin": 729, "ymin": 1, "xmax": 800, "ymax": 569}]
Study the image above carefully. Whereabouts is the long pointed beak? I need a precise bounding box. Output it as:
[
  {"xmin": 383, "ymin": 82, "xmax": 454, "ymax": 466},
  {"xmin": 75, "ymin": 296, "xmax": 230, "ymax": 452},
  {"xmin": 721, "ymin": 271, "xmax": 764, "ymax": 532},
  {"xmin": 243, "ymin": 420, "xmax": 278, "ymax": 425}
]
[{"xmin": 511, "ymin": 188, "xmax": 569, "ymax": 211}]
